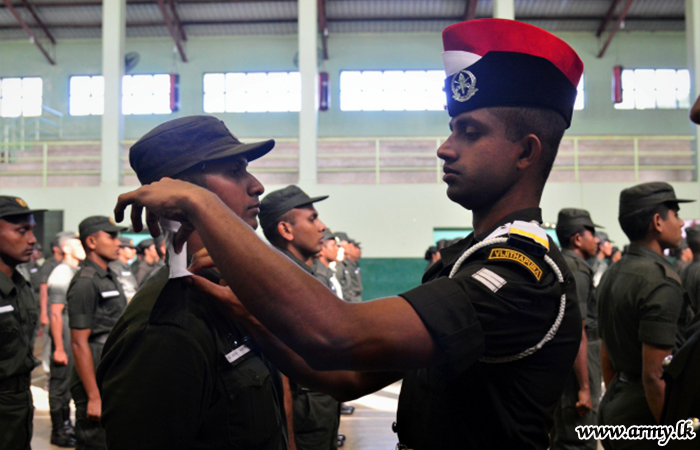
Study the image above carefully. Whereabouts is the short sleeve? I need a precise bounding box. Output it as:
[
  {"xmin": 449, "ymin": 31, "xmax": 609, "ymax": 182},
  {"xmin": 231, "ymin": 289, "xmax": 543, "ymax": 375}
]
[
  {"xmin": 67, "ymin": 277, "xmax": 97, "ymax": 329},
  {"xmin": 47, "ymin": 266, "xmax": 72, "ymax": 305},
  {"xmin": 400, "ymin": 277, "xmax": 485, "ymax": 375},
  {"xmin": 638, "ymin": 283, "xmax": 684, "ymax": 347},
  {"xmin": 571, "ymin": 271, "xmax": 590, "ymax": 320},
  {"xmin": 400, "ymin": 253, "xmax": 564, "ymax": 376}
]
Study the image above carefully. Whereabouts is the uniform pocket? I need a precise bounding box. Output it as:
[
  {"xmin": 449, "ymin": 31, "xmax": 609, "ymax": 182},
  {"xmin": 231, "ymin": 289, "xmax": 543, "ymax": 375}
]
[
  {"xmin": 220, "ymin": 353, "xmax": 283, "ymax": 449},
  {"xmin": 0, "ymin": 311, "xmax": 21, "ymax": 360}
]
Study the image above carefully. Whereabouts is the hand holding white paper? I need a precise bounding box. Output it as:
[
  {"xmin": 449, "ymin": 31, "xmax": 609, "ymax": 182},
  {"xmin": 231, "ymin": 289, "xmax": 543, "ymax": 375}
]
[{"xmin": 159, "ymin": 218, "xmax": 193, "ymax": 279}]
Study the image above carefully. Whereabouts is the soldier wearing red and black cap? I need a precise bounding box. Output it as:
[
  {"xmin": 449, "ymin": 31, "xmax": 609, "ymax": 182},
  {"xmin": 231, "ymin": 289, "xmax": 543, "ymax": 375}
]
[
  {"xmin": 0, "ymin": 196, "xmax": 45, "ymax": 450},
  {"xmin": 114, "ymin": 19, "xmax": 585, "ymax": 449}
]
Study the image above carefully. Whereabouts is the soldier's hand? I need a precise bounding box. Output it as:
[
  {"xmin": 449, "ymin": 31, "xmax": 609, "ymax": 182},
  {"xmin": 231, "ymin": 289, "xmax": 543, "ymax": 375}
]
[
  {"xmin": 40, "ymin": 312, "xmax": 49, "ymax": 326},
  {"xmin": 53, "ymin": 349, "xmax": 68, "ymax": 366},
  {"xmin": 188, "ymin": 247, "xmax": 217, "ymax": 275},
  {"xmin": 114, "ymin": 178, "xmax": 210, "ymax": 252},
  {"xmin": 87, "ymin": 397, "xmax": 101, "ymax": 421},
  {"xmin": 575, "ymin": 388, "xmax": 593, "ymax": 417},
  {"xmin": 187, "ymin": 274, "xmax": 251, "ymax": 321}
]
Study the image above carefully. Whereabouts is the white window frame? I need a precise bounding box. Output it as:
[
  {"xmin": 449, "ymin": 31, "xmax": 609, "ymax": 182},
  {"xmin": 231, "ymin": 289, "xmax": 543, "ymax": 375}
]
[
  {"xmin": 0, "ymin": 77, "xmax": 43, "ymax": 118},
  {"xmin": 614, "ymin": 68, "xmax": 690, "ymax": 110},
  {"xmin": 69, "ymin": 74, "xmax": 175, "ymax": 116},
  {"xmin": 203, "ymin": 71, "xmax": 301, "ymax": 113},
  {"xmin": 339, "ymin": 70, "xmax": 445, "ymax": 112}
]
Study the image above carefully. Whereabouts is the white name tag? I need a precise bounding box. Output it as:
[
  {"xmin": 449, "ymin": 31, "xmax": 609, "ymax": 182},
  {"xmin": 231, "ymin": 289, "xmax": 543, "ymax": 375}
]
[
  {"xmin": 121, "ymin": 271, "xmax": 131, "ymax": 276},
  {"xmin": 101, "ymin": 290, "xmax": 120, "ymax": 298},
  {"xmin": 0, "ymin": 305, "xmax": 15, "ymax": 314},
  {"xmin": 225, "ymin": 345, "xmax": 251, "ymax": 364}
]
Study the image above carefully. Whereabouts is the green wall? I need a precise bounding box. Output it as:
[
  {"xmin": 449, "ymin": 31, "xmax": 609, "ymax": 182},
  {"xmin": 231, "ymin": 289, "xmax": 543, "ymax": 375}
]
[{"xmin": 359, "ymin": 258, "xmax": 427, "ymax": 301}]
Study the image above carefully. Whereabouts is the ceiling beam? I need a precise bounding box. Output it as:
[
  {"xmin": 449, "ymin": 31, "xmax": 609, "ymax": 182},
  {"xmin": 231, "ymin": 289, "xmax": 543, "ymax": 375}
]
[
  {"xmin": 597, "ymin": 0, "xmax": 622, "ymax": 37},
  {"xmin": 463, "ymin": 0, "xmax": 478, "ymax": 21},
  {"xmin": 0, "ymin": 15, "xmax": 684, "ymax": 32},
  {"xmin": 597, "ymin": 0, "xmax": 635, "ymax": 58},
  {"xmin": 318, "ymin": 0, "xmax": 328, "ymax": 60},
  {"xmin": 20, "ymin": 0, "xmax": 55, "ymax": 44},
  {"xmin": 1, "ymin": 0, "xmax": 55, "ymax": 64},
  {"xmin": 155, "ymin": 0, "xmax": 187, "ymax": 62},
  {"xmin": 0, "ymin": 0, "xmax": 294, "ymax": 6},
  {"xmin": 168, "ymin": 0, "xmax": 186, "ymax": 41}
]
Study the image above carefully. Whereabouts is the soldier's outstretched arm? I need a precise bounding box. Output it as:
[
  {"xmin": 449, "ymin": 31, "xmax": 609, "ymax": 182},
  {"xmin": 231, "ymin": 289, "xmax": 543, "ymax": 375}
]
[
  {"xmin": 189, "ymin": 272, "xmax": 403, "ymax": 401},
  {"xmin": 115, "ymin": 178, "xmax": 447, "ymax": 372}
]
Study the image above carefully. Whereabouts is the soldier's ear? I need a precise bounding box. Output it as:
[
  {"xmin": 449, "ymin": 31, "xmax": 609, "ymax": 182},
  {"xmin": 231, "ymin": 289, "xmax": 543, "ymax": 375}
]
[
  {"xmin": 85, "ymin": 235, "xmax": 98, "ymax": 251},
  {"xmin": 278, "ymin": 221, "xmax": 294, "ymax": 242},
  {"xmin": 515, "ymin": 134, "xmax": 542, "ymax": 171}
]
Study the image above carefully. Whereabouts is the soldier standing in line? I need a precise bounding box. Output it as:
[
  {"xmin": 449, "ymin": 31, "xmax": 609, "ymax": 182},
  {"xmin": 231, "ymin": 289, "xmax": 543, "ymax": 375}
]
[
  {"xmin": 681, "ymin": 225, "xmax": 700, "ymax": 315},
  {"xmin": 109, "ymin": 237, "xmax": 139, "ymax": 302},
  {"xmin": 0, "ymin": 196, "xmax": 44, "ymax": 450},
  {"xmin": 68, "ymin": 216, "xmax": 127, "ymax": 450},
  {"xmin": 598, "ymin": 182, "xmax": 692, "ymax": 449},
  {"xmin": 335, "ymin": 232, "xmax": 363, "ymax": 303},
  {"xmin": 47, "ymin": 230, "xmax": 84, "ymax": 447},
  {"xmin": 259, "ymin": 185, "xmax": 341, "ymax": 450},
  {"xmin": 551, "ymin": 209, "xmax": 602, "ymax": 450}
]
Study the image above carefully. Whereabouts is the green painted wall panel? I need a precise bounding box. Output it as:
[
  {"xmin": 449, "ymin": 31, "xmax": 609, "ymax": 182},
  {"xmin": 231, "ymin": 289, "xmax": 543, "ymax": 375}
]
[{"xmin": 359, "ymin": 257, "xmax": 427, "ymax": 301}]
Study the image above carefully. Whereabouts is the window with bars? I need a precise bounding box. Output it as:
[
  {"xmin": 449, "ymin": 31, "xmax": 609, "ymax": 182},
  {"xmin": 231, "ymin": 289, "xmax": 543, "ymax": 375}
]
[
  {"xmin": 203, "ymin": 72, "xmax": 301, "ymax": 113},
  {"xmin": 69, "ymin": 74, "xmax": 175, "ymax": 116},
  {"xmin": 0, "ymin": 77, "xmax": 42, "ymax": 118},
  {"xmin": 614, "ymin": 69, "xmax": 690, "ymax": 110}
]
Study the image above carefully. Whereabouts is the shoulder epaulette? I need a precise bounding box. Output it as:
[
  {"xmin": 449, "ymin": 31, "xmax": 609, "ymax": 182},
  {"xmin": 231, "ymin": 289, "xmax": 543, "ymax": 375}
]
[
  {"xmin": 656, "ymin": 261, "xmax": 682, "ymax": 285},
  {"xmin": 79, "ymin": 266, "xmax": 96, "ymax": 279},
  {"xmin": 483, "ymin": 220, "xmax": 549, "ymax": 257}
]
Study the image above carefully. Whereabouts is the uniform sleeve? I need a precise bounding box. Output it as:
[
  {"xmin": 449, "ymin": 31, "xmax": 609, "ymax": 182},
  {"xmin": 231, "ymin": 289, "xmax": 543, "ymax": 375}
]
[
  {"xmin": 400, "ymin": 256, "xmax": 562, "ymax": 376},
  {"xmin": 638, "ymin": 282, "xmax": 684, "ymax": 347},
  {"xmin": 571, "ymin": 270, "xmax": 591, "ymax": 320},
  {"xmin": 47, "ymin": 267, "xmax": 72, "ymax": 306},
  {"xmin": 99, "ymin": 325, "xmax": 213, "ymax": 449},
  {"xmin": 67, "ymin": 277, "xmax": 97, "ymax": 329}
]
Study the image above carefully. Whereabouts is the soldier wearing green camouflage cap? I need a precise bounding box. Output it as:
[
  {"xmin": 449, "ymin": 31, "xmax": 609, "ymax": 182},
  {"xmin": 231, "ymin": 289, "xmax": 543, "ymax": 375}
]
[
  {"xmin": 597, "ymin": 182, "xmax": 693, "ymax": 449},
  {"xmin": 552, "ymin": 208, "xmax": 602, "ymax": 450},
  {"xmin": 68, "ymin": 216, "xmax": 127, "ymax": 449},
  {"xmin": 0, "ymin": 196, "xmax": 45, "ymax": 449}
]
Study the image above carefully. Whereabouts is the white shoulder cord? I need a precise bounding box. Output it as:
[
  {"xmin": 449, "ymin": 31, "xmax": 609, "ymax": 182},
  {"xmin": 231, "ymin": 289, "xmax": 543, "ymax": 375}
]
[{"xmin": 448, "ymin": 237, "xmax": 567, "ymax": 364}]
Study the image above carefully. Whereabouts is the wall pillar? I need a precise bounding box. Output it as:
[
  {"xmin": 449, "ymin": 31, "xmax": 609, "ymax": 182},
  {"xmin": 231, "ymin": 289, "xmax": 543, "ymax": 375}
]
[
  {"xmin": 101, "ymin": 0, "xmax": 126, "ymax": 187},
  {"xmin": 298, "ymin": 0, "xmax": 318, "ymax": 186}
]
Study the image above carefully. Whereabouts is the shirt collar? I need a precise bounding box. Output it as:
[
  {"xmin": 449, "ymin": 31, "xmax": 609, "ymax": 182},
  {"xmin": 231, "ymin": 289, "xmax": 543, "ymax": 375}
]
[
  {"xmin": 83, "ymin": 258, "xmax": 110, "ymax": 278},
  {"xmin": 562, "ymin": 248, "xmax": 586, "ymax": 262},
  {"xmin": 626, "ymin": 243, "xmax": 675, "ymax": 268},
  {"xmin": 279, "ymin": 248, "xmax": 314, "ymax": 275},
  {"xmin": 0, "ymin": 269, "xmax": 27, "ymax": 297}
]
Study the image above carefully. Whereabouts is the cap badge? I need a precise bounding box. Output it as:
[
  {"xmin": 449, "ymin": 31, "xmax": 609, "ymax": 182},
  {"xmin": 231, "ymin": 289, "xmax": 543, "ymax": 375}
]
[
  {"xmin": 451, "ymin": 69, "xmax": 478, "ymax": 102},
  {"xmin": 15, "ymin": 198, "xmax": 27, "ymax": 207}
]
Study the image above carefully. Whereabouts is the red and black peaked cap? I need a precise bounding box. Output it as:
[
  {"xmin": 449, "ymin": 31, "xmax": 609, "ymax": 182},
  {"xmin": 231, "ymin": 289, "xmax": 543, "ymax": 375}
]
[{"xmin": 442, "ymin": 19, "xmax": 584, "ymax": 127}]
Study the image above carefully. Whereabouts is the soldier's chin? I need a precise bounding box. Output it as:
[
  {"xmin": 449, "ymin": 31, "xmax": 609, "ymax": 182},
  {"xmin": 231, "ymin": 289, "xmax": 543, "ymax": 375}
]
[{"xmin": 445, "ymin": 187, "xmax": 475, "ymax": 210}]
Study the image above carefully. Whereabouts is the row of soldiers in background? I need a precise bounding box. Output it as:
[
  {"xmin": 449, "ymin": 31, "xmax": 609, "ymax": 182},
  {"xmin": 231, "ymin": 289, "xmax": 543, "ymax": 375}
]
[
  {"xmin": 258, "ymin": 184, "xmax": 362, "ymax": 449},
  {"xmin": 0, "ymin": 195, "xmax": 130, "ymax": 450},
  {"xmin": 3, "ymin": 184, "xmax": 365, "ymax": 450},
  {"xmin": 10, "ymin": 222, "xmax": 166, "ymax": 448}
]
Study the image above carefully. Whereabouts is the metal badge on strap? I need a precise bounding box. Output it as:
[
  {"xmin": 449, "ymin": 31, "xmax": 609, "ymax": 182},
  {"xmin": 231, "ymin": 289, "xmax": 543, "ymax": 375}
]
[{"xmin": 449, "ymin": 221, "xmax": 566, "ymax": 364}]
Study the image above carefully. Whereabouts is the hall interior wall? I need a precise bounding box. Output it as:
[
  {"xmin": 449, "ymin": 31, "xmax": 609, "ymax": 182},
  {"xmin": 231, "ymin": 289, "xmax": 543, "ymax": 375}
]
[{"xmin": 1, "ymin": 30, "xmax": 699, "ymax": 257}]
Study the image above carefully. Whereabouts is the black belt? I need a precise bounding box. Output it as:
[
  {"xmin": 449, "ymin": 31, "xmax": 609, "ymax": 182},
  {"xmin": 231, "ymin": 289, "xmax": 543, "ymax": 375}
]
[
  {"xmin": 0, "ymin": 373, "xmax": 31, "ymax": 394},
  {"xmin": 619, "ymin": 371, "xmax": 641, "ymax": 383},
  {"xmin": 585, "ymin": 327, "xmax": 599, "ymax": 341}
]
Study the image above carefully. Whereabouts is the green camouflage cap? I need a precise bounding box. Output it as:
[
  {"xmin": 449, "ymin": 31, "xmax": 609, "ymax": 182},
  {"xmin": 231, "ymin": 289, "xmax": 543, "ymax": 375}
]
[
  {"xmin": 619, "ymin": 182, "xmax": 694, "ymax": 218},
  {"xmin": 129, "ymin": 115, "xmax": 275, "ymax": 185},
  {"xmin": 79, "ymin": 216, "xmax": 127, "ymax": 238},
  {"xmin": 556, "ymin": 208, "xmax": 602, "ymax": 232},
  {"xmin": 0, "ymin": 196, "xmax": 46, "ymax": 220},
  {"xmin": 259, "ymin": 185, "xmax": 328, "ymax": 230}
]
